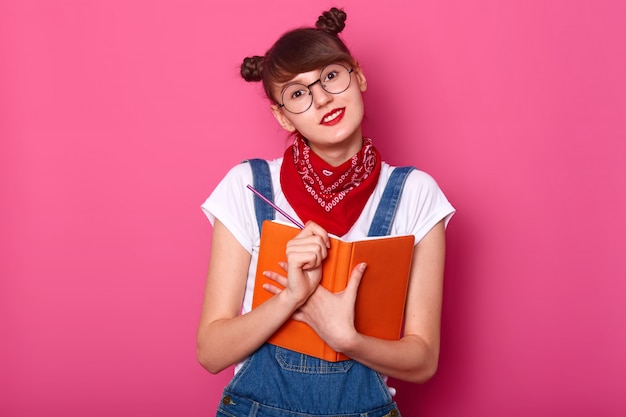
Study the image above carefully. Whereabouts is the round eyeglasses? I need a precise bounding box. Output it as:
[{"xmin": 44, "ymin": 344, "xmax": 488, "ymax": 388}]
[{"xmin": 279, "ymin": 63, "xmax": 354, "ymax": 114}]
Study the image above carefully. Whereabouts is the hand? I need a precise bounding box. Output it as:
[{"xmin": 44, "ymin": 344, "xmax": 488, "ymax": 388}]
[
  {"xmin": 265, "ymin": 261, "xmax": 368, "ymax": 353},
  {"xmin": 263, "ymin": 222, "xmax": 330, "ymax": 307}
]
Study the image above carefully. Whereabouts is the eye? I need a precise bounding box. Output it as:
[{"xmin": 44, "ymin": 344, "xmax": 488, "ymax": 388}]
[
  {"xmin": 290, "ymin": 88, "xmax": 308, "ymax": 100},
  {"xmin": 324, "ymin": 70, "xmax": 339, "ymax": 82},
  {"xmin": 282, "ymin": 83, "xmax": 310, "ymax": 103}
]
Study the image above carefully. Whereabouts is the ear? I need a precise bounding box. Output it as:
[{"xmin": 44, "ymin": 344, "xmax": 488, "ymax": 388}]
[
  {"xmin": 270, "ymin": 104, "xmax": 297, "ymax": 132},
  {"xmin": 352, "ymin": 62, "xmax": 367, "ymax": 92}
]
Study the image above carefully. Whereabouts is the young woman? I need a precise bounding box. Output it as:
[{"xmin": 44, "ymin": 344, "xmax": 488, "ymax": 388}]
[{"xmin": 198, "ymin": 8, "xmax": 455, "ymax": 417}]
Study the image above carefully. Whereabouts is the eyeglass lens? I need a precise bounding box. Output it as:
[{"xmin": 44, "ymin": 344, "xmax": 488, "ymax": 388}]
[{"xmin": 281, "ymin": 64, "xmax": 352, "ymax": 114}]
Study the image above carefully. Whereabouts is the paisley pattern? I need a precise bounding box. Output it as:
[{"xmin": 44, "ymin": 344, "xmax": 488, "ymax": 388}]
[
  {"xmin": 292, "ymin": 135, "xmax": 378, "ymax": 213},
  {"xmin": 280, "ymin": 134, "xmax": 382, "ymax": 236}
]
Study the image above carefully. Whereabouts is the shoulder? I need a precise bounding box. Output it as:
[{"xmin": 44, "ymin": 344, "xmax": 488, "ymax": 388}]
[
  {"xmin": 379, "ymin": 162, "xmax": 455, "ymax": 240},
  {"xmin": 219, "ymin": 157, "xmax": 284, "ymax": 184},
  {"xmin": 379, "ymin": 162, "xmax": 441, "ymax": 194},
  {"xmin": 200, "ymin": 156, "xmax": 285, "ymax": 253}
]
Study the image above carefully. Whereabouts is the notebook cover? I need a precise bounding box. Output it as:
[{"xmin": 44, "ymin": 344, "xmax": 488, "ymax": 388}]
[{"xmin": 252, "ymin": 220, "xmax": 414, "ymax": 361}]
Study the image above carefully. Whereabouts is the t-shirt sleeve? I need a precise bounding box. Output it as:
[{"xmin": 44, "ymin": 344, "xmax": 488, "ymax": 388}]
[
  {"xmin": 200, "ymin": 162, "xmax": 258, "ymax": 254},
  {"xmin": 394, "ymin": 169, "xmax": 455, "ymax": 244}
]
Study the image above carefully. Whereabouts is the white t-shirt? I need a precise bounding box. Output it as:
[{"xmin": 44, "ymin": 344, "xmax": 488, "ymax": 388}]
[{"xmin": 202, "ymin": 157, "xmax": 455, "ymax": 317}]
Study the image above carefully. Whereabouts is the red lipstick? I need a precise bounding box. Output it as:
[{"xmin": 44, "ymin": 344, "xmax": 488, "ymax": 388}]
[{"xmin": 320, "ymin": 108, "xmax": 345, "ymax": 126}]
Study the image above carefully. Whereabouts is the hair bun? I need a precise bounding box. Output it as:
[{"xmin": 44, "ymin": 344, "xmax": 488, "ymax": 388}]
[
  {"xmin": 315, "ymin": 7, "xmax": 347, "ymax": 36},
  {"xmin": 240, "ymin": 55, "xmax": 264, "ymax": 82}
]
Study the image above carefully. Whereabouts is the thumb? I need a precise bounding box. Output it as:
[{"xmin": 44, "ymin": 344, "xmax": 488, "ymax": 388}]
[{"xmin": 345, "ymin": 262, "xmax": 367, "ymax": 299}]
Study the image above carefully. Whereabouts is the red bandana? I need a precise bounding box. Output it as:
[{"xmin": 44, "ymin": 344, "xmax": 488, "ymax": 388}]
[{"xmin": 280, "ymin": 135, "xmax": 381, "ymax": 236}]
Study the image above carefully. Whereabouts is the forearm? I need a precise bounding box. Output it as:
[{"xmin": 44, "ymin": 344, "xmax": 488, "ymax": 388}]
[
  {"xmin": 197, "ymin": 289, "xmax": 300, "ymax": 374},
  {"xmin": 197, "ymin": 220, "xmax": 331, "ymax": 374},
  {"xmin": 344, "ymin": 222, "xmax": 445, "ymax": 383},
  {"xmin": 338, "ymin": 333, "xmax": 439, "ymax": 383}
]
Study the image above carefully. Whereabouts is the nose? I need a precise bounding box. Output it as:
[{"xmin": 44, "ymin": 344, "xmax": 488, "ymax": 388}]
[{"xmin": 309, "ymin": 81, "xmax": 333, "ymax": 108}]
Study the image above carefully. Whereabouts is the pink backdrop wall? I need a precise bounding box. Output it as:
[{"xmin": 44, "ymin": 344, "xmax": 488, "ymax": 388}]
[{"xmin": 2, "ymin": 1, "xmax": 625, "ymax": 416}]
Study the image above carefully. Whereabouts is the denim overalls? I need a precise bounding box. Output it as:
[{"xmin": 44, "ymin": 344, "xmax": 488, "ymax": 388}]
[{"xmin": 216, "ymin": 159, "xmax": 414, "ymax": 417}]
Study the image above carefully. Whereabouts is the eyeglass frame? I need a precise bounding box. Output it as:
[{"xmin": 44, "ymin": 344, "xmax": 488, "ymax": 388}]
[{"xmin": 277, "ymin": 63, "xmax": 355, "ymax": 114}]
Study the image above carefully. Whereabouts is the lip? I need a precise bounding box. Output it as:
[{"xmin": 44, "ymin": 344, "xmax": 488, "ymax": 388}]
[{"xmin": 320, "ymin": 108, "xmax": 345, "ymax": 126}]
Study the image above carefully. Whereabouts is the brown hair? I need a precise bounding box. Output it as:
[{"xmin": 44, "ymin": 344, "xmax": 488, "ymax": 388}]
[{"xmin": 240, "ymin": 8, "xmax": 354, "ymax": 103}]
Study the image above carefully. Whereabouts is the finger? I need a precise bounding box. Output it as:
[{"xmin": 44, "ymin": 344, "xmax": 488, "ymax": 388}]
[
  {"xmin": 286, "ymin": 246, "xmax": 324, "ymax": 270},
  {"xmin": 287, "ymin": 236, "xmax": 329, "ymax": 258},
  {"xmin": 263, "ymin": 270, "xmax": 288, "ymax": 287},
  {"xmin": 299, "ymin": 221, "xmax": 331, "ymax": 249},
  {"xmin": 287, "ymin": 229, "xmax": 330, "ymax": 265},
  {"xmin": 262, "ymin": 283, "xmax": 284, "ymax": 295}
]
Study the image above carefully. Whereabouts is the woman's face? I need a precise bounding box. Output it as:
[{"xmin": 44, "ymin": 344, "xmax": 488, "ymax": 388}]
[{"xmin": 270, "ymin": 63, "xmax": 368, "ymax": 162}]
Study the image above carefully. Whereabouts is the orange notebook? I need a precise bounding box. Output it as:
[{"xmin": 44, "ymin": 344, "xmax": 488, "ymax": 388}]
[{"xmin": 252, "ymin": 220, "xmax": 415, "ymax": 362}]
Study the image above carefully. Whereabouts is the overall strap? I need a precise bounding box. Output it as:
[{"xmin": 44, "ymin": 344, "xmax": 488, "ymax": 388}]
[
  {"xmin": 245, "ymin": 159, "xmax": 275, "ymax": 233},
  {"xmin": 367, "ymin": 166, "xmax": 415, "ymax": 237}
]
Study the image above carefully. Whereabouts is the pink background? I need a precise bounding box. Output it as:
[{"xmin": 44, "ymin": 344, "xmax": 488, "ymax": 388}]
[{"xmin": 1, "ymin": 0, "xmax": 625, "ymax": 416}]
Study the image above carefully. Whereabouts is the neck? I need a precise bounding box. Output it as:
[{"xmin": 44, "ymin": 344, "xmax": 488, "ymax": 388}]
[{"xmin": 304, "ymin": 132, "xmax": 364, "ymax": 167}]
